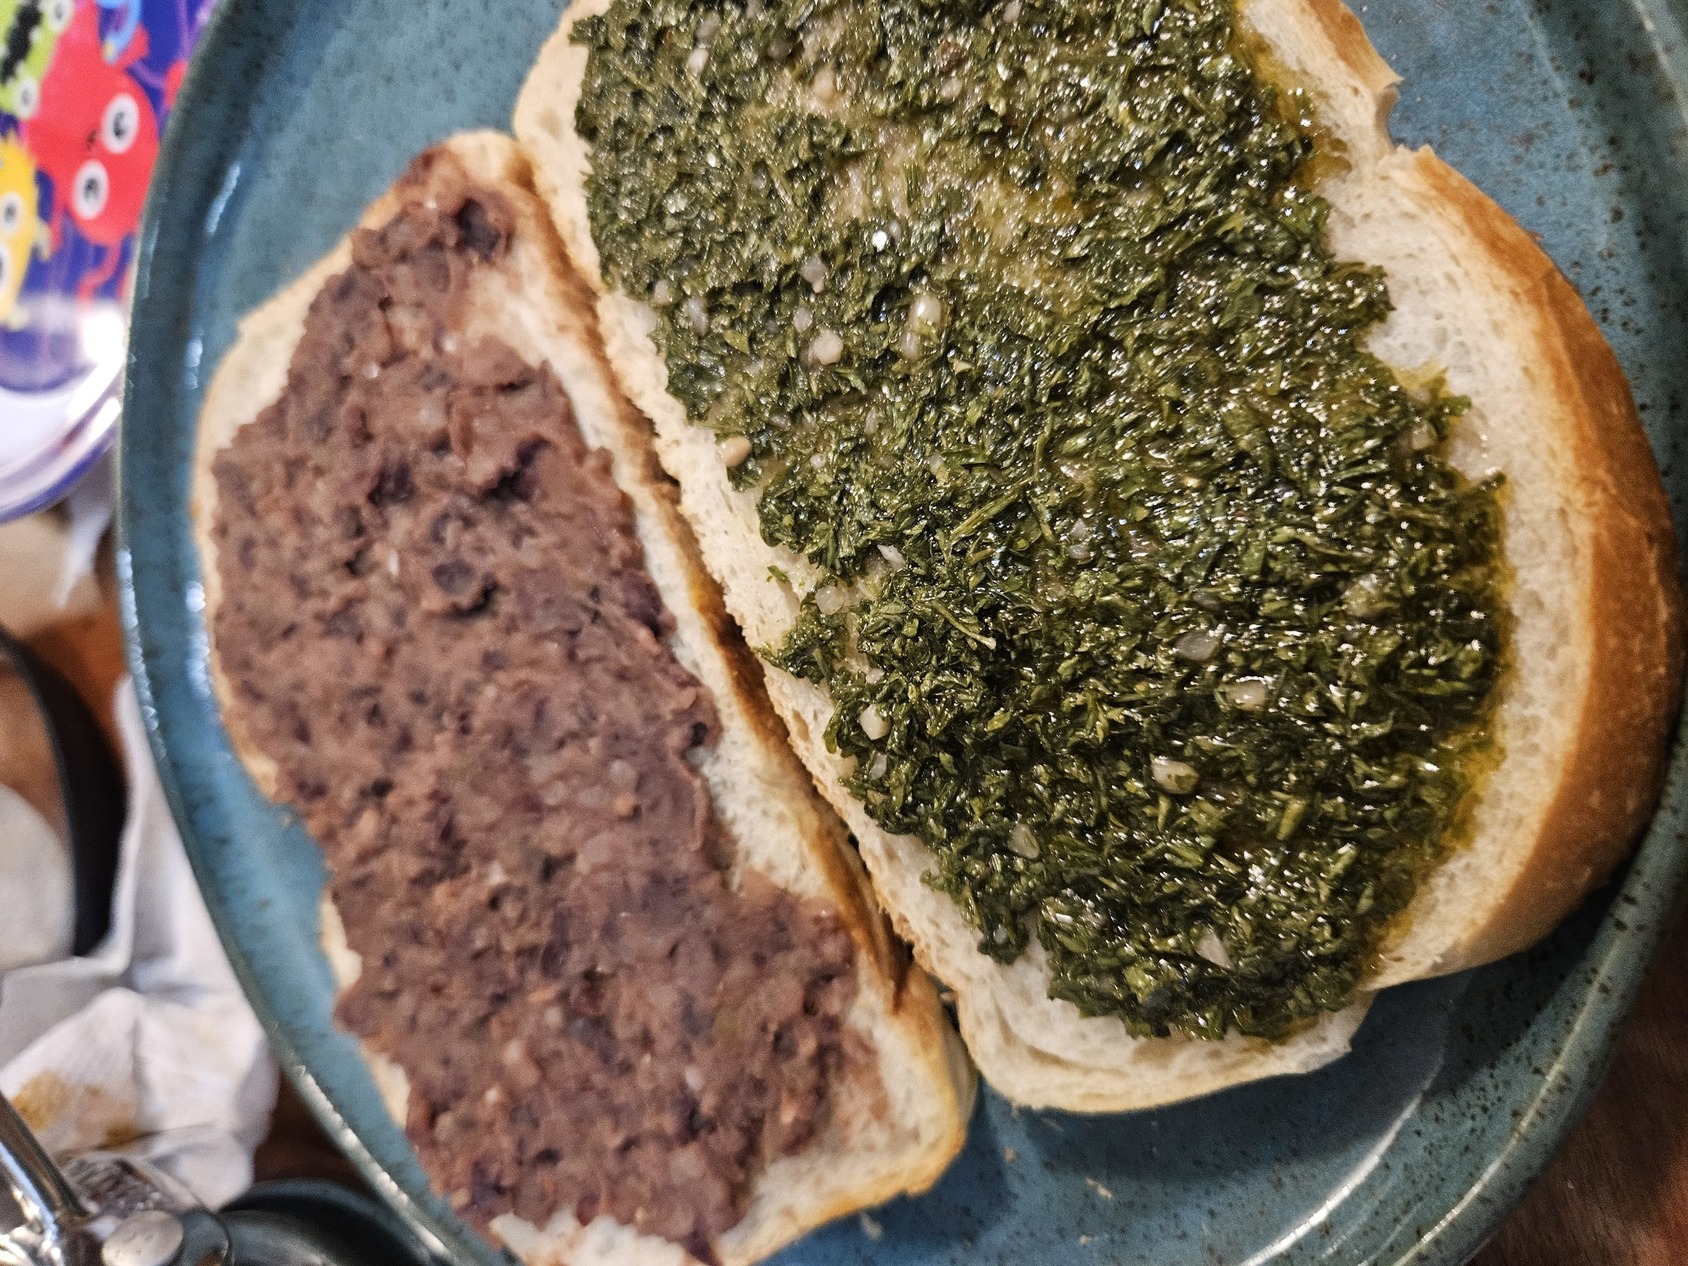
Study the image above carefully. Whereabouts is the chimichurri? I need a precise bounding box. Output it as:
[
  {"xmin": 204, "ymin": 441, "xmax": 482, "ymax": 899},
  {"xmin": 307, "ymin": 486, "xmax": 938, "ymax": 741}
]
[{"xmin": 575, "ymin": 0, "xmax": 1506, "ymax": 1039}]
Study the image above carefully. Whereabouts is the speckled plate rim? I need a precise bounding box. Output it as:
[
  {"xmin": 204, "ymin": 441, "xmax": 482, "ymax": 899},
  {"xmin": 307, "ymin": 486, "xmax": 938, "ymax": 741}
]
[{"xmin": 115, "ymin": 0, "xmax": 1688, "ymax": 1262}]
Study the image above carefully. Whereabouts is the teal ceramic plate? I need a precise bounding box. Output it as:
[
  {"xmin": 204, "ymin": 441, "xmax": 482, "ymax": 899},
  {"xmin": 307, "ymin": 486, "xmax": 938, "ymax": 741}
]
[{"xmin": 120, "ymin": 0, "xmax": 1688, "ymax": 1262}]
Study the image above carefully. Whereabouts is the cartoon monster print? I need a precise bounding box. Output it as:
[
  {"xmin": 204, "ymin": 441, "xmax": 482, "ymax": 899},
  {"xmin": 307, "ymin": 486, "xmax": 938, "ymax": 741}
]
[
  {"xmin": 0, "ymin": 0, "xmax": 73, "ymax": 120},
  {"xmin": 95, "ymin": 0, "xmax": 140, "ymax": 60},
  {"xmin": 21, "ymin": 0, "xmax": 158, "ymax": 297},
  {"xmin": 0, "ymin": 133, "xmax": 45, "ymax": 326}
]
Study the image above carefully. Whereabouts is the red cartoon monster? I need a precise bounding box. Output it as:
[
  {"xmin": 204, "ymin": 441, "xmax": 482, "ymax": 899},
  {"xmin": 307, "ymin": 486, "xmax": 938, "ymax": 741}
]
[{"xmin": 22, "ymin": 0, "xmax": 158, "ymax": 297}]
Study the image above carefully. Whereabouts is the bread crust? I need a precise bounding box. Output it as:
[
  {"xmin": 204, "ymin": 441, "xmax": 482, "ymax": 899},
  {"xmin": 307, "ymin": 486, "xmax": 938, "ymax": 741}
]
[
  {"xmin": 513, "ymin": 0, "xmax": 1685, "ymax": 1109},
  {"xmin": 194, "ymin": 132, "xmax": 973, "ymax": 1266},
  {"xmin": 1299, "ymin": 0, "xmax": 1395, "ymax": 98},
  {"xmin": 1247, "ymin": 0, "xmax": 1686, "ymax": 986},
  {"xmin": 1394, "ymin": 154, "xmax": 1684, "ymax": 973}
]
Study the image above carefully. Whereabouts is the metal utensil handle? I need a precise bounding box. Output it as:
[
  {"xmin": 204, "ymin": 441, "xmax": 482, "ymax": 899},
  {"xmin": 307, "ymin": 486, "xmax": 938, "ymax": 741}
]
[{"xmin": 0, "ymin": 1094, "xmax": 87, "ymax": 1233}]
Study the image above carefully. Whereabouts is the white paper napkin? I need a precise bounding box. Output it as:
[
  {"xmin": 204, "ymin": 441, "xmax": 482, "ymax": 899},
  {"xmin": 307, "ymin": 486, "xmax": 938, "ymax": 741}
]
[{"xmin": 0, "ymin": 681, "xmax": 278, "ymax": 1209}]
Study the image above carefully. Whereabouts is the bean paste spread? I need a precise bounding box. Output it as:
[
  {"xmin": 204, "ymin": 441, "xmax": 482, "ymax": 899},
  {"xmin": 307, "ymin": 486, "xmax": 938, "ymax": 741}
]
[
  {"xmin": 576, "ymin": 0, "xmax": 1507, "ymax": 1039},
  {"xmin": 210, "ymin": 151, "xmax": 855, "ymax": 1258}
]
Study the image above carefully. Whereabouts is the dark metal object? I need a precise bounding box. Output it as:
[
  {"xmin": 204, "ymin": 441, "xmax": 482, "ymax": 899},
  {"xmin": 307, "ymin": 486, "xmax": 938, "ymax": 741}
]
[
  {"xmin": 0, "ymin": 624, "xmax": 125, "ymax": 955},
  {"xmin": 219, "ymin": 1182, "xmax": 441, "ymax": 1266},
  {"xmin": 0, "ymin": 1095, "xmax": 95, "ymax": 1266},
  {"xmin": 0, "ymin": 1098, "xmax": 86, "ymax": 1233},
  {"xmin": 0, "ymin": 1091, "xmax": 443, "ymax": 1266}
]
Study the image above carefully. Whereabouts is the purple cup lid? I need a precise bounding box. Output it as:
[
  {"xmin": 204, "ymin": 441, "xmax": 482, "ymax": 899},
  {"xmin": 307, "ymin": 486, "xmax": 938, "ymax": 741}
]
[{"xmin": 0, "ymin": 0, "xmax": 211, "ymax": 521}]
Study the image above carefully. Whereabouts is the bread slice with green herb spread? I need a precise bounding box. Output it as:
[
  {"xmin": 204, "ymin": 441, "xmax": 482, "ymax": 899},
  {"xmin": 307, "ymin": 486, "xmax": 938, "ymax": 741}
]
[
  {"xmin": 193, "ymin": 131, "xmax": 974, "ymax": 1263},
  {"xmin": 513, "ymin": 0, "xmax": 1685, "ymax": 1111}
]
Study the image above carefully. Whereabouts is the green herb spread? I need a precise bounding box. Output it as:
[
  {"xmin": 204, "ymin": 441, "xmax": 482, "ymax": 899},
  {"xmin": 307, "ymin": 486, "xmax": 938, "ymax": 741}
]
[{"xmin": 576, "ymin": 0, "xmax": 1507, "ymax": 1039}]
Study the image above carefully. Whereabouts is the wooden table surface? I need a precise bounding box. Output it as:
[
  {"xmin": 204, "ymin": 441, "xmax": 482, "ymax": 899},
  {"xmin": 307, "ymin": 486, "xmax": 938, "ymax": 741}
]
[{"xmin": 23, "ymin": 579, "xmax": 1688, "ymax": 1264}]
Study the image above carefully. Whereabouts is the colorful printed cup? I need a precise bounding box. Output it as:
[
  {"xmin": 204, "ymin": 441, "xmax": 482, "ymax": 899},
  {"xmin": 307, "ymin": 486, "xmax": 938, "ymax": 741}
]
[{"xmin": 0, "ymin": 0, "xmax": 210, "ymax": 520}]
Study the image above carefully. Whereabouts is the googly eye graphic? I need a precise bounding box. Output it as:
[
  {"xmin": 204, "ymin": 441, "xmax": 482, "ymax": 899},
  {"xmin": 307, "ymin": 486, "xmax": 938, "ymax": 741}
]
[
  {"xmin": 12, "ymin": 75, "xmax": 39, "ymax": 120},
  {"xmin": 72, "ymin": 160, "xmax": 109, "ymax": 222},
  {"xmin": 0, "ymin": 193, "xmax": 22, "ymax": 237},
  {"xmin": 101, "ymin": 94, "xmax": 140, "ymax": 155},
  {"xmin": 44, "ymin": 0, "xmax": 73, "ymax": 32}
]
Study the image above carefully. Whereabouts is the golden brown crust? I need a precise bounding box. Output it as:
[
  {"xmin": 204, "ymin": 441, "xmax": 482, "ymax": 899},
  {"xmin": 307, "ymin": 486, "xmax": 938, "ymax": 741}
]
[
  {"xmin": 1297, "ymin": 0, "xmax": 1395, "ymax": 98},
  {"xmin": 1413, "ymin": 152, "xmax": 1685, "ymax": 970}
]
